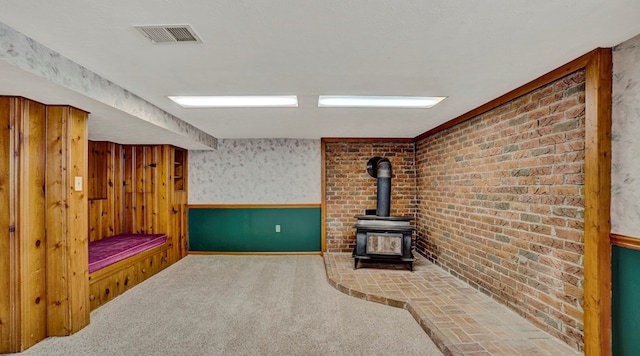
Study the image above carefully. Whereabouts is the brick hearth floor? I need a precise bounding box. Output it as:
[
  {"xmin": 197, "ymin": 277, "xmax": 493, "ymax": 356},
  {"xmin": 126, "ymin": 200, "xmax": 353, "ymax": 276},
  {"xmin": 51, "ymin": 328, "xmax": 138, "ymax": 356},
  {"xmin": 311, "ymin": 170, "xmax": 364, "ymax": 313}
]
[{"xmin": 323, "ymin": 253, "xmax": 581, "ymax": 356}]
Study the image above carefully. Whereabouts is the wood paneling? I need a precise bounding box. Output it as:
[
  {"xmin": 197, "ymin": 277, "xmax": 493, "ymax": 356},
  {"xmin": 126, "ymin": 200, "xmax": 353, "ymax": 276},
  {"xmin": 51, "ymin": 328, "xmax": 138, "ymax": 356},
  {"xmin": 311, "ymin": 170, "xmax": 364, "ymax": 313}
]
[
  {"xmin": 88, "ymin": 144, "xmax": 186, "ymax": 242},
  {"xmin": 0, "ymin": 99, "xmax": 180, "ymax": 351},
  {"xmin": 18, "ymin": 99, "xmax": 47, "ymax": 349},
  {"xmin": 45, "ymin": 106, "xmax": 66, "ymax": 336},
  {"xmin": 0, "ymin": 97, "xmax": 14, "ymax": 353},
  {"xmin": 173, "ymin": 148, "xmax": 185, "ymax": 191},
  {"xmin": 88, "ymin": 142, "xmax": 123, "ymax": 242},
  {"xmin": 88, "ymin": 141, "xmax": 108, "ymax": 200},
  {"xmin": 67, "ymin": 107, "xmax": 90, "ymax": 335},
  {"xmin": 174, "ymin": 195, "xmax": 188, "ymax": 259},
  {"xmin": 0, "ymin": 98, "xmax": 47, "ymax": 351},
  {"xmin": 46, "ymin": 106, "xmax": 89, "ymax": 336},
  {"xmin": 0, "ymin": 97, "xmax": 49, "ymax": 352},
  {"xmin": 86, "ymin": 143, "xmax": 188, "ymax": 305},
  {"xmin": 583, "ymin": 48, "xmax": 613, "ymax": 356},
  {"xmin": 173, "ymin": 148, "xmax": 188, "ymax": 260},
  {"xmin": 112, "ymin": 144, "xmax": 124, "ymax": 236}
]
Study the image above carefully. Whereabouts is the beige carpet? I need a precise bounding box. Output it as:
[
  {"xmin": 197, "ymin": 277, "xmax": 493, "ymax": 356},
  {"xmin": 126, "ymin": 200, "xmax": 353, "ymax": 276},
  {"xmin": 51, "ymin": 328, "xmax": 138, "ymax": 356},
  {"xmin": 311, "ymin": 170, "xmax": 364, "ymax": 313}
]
[{"xmin": 19, "ymin": 255, "xmax": 443, "ymax": 356}]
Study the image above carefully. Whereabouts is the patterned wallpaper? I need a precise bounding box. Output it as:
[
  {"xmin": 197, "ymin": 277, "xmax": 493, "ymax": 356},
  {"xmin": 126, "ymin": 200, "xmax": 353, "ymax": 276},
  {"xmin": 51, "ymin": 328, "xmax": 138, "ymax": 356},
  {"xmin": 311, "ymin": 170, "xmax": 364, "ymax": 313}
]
[
  {"xmin": 612, "ymin": 33, "xmax": 640, "ymax": 237},
  {"xmin": 0, "ymin": 22, "xmax": 216, "ymax": 149},
  {"xmin": 189, "ymin": 139, "xmax": 321, "ymax": 204}
]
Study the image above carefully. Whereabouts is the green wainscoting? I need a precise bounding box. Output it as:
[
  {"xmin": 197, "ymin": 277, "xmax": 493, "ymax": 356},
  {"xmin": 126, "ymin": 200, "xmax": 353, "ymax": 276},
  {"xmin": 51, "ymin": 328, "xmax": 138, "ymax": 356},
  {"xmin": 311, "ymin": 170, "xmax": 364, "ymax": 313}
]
[
  {"xmin": 188, "ymin": 205, "xmax": 321, "ymax": 252},
  {"xmin": 612, "ymin": 244, "xmax": 640, "ymax": 356}
]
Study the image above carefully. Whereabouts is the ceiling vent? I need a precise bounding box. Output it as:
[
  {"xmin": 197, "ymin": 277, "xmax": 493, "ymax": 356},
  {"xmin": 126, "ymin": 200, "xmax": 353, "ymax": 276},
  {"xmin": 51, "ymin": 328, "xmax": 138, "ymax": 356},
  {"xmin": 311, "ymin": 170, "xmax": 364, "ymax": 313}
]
[{"xmin": 134, "ymin": 25, "xmax": 202, "ymax": 44}]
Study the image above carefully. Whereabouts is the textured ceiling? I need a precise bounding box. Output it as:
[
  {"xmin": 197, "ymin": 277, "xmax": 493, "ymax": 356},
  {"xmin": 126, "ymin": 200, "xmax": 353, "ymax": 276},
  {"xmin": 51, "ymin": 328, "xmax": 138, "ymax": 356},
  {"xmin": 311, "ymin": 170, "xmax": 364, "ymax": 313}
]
[{"xmin": 0, "ymin": 0, "xmax": 639, "ymax": 147}]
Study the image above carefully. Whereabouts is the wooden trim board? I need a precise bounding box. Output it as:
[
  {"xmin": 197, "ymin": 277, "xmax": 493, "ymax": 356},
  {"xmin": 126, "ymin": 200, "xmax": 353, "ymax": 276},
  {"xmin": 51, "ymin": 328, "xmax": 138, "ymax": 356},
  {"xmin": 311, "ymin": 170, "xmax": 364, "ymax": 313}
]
[
  {"xmin": 188, "ymin": 204, "xmax": 321, "ymax": 209},
  {"xmin": 188, "ymin": 251, "xmax": 322, "ymax": 256},
  {"xmin": 611, "ymin": 234, "xmax": 640, "ymax": 251},
  {"xmin": 414, "ymin": 49, "xmax": 599, "ymax": 141},
  {"xmin": 583, "ymin": 48, "xmax": 613, "ymax": 356}
]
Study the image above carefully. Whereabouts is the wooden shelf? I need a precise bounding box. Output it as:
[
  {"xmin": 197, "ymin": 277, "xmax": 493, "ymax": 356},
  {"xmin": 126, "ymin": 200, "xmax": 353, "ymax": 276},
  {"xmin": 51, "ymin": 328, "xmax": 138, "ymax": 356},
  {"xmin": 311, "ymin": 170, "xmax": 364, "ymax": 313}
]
[{"xmin": 173, "ymin": 148, "xmax": 186, "ymax": 191}]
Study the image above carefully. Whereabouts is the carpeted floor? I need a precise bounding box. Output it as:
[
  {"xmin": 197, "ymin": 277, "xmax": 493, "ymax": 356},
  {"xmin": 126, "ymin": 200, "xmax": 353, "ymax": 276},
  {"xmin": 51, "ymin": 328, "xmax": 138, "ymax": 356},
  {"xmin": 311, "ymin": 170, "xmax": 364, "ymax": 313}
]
[{"xmin": 18, "ymin": 255, "xmax": 443, "ymax": 356}]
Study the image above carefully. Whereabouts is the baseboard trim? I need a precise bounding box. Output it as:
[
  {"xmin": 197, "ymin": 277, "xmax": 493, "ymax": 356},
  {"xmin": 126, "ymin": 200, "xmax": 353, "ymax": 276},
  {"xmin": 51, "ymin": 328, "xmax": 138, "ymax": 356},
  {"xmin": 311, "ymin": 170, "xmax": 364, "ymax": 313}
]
[
  {"xmin": 188, "ymin": 251, "xmax": 322, "ymax": 256},
  {"xmin": 188, "ymin": 204, "xmax": 321, "ymax": 209}
]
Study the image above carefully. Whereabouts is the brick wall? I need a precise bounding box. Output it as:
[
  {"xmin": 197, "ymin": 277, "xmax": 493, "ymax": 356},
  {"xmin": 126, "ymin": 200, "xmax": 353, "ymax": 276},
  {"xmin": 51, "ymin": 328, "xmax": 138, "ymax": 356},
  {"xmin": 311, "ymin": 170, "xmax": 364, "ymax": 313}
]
[
  {"xmin": 415, "ymin": 70, "xmax": 586, "ymax": 349},
  {"xmin": 324, "ymin": 141, "xmax": 417, "ymax": 252}
]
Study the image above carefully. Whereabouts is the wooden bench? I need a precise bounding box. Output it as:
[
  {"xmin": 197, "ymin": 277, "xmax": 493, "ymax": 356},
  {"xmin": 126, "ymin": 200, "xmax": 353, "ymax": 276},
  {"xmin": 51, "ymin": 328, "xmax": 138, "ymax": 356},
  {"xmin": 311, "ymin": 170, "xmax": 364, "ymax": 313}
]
[{"xmin": 88, "ymin": 234, "xmax": 171, "ymax": 310}]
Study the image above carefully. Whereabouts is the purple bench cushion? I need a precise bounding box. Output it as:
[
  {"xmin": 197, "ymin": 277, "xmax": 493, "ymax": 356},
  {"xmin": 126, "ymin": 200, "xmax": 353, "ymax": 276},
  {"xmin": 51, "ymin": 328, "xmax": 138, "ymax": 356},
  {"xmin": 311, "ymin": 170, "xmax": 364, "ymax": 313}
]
[{"xmin": 88, "ymin": 234, "xmax": 167, "ymax": 273}]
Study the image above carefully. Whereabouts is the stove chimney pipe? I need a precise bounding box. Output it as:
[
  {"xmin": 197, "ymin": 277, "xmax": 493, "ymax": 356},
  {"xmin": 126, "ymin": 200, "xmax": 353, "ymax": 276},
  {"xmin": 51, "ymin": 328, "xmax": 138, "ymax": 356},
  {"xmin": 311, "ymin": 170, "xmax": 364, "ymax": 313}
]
[{"xmin": 367, "ymin": 157, "xmax": 392, "ymax": 217}]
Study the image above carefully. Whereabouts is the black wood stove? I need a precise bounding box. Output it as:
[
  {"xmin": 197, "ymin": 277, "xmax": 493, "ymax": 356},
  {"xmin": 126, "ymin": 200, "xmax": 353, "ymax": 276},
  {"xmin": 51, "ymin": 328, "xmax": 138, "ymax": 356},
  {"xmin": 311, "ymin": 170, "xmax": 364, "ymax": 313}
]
[{"xmin": 353, "ymin": 157, "xmax": 415, "ymax": 271}]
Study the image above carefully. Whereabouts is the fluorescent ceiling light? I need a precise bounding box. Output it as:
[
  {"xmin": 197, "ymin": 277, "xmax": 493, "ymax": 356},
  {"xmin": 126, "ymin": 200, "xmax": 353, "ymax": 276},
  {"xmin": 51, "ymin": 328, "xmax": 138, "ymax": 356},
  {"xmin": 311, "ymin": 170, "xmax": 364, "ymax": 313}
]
[
  {"xmin": 168, "ymin": 95, "xmax": 298, "ymax": 108},
  {"xmin": 318, "ymin": 95, "xmax": 446, "ymax": 108}
]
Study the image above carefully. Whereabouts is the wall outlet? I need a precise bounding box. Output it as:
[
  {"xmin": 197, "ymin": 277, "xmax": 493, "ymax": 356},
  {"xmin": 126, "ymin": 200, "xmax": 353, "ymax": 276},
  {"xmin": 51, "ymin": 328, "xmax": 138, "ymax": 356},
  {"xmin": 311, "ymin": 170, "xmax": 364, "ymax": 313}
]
[
  {"xmin": 275, "ymin": 225, "xmax": 281, "ymax": 233},
  {"xmin": 74, "ymin": 176, "xmax": 83, "ymax": 191}
]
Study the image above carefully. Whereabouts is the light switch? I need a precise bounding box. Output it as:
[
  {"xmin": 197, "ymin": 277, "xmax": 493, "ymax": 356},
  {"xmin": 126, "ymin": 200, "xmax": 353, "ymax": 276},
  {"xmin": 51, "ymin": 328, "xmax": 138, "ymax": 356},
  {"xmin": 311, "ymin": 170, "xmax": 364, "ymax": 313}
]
[
  {"xmin": 74, "ymin": 176, "xmax": 83, "ymax": 191},
  {"xmin": 275, "ymin": 225, "xmax": 281, "ymax": 233}
]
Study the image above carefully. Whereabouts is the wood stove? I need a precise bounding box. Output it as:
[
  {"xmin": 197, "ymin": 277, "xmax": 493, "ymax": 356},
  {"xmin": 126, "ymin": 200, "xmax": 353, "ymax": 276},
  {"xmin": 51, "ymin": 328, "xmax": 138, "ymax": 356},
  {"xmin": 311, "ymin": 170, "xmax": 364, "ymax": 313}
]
[
  {"xmin": 353, "ymin": 157, "xmax": 415, "ymax": 271},
  {"xmin": 353, "ymin": 215, "xmax": 415, "ymax": 270}
]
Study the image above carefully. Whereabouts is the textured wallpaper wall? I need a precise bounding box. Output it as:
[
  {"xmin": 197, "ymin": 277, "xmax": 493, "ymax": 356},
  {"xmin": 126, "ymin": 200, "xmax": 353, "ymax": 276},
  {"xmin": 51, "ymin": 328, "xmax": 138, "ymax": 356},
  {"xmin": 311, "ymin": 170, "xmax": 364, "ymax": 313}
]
[
  {"xmin": 612, "ymin": 34, "xmax": 640, "ymax": 237},
  {"xmin": 189, "ymin": 139, "xmax": 321, "ymax": 204},
  {"xmin": 0, "ymin": 22, "xmax": 216, "ymax": 150}
]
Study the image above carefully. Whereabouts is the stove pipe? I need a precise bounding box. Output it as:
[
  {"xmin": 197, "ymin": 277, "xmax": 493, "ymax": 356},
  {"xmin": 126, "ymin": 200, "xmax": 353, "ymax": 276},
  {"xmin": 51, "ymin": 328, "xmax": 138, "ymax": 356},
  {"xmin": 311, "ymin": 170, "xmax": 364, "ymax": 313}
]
[{"xmin": 367, "ymin": 157, "xmax": 392, "ymax": 217}]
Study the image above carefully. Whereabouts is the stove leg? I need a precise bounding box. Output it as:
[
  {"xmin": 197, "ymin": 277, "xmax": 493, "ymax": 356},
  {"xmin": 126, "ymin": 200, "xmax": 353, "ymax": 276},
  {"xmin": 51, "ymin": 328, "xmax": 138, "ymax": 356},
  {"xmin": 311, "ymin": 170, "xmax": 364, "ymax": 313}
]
[
  {"xmin": 410, "ymin": 262, "xmax": 413, "ymax": 272},
  {"xmin": 354, "ymin": 258, "xmax": 359, "ymax": 270}
]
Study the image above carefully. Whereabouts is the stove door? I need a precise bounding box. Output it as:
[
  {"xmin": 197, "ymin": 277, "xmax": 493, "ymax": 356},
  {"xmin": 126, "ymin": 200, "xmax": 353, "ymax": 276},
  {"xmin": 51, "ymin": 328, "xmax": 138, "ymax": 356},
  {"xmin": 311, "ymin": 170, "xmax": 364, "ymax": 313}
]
[{"xmin": 366, "ymin": 232, "xmax": 403, "ymax": 256}]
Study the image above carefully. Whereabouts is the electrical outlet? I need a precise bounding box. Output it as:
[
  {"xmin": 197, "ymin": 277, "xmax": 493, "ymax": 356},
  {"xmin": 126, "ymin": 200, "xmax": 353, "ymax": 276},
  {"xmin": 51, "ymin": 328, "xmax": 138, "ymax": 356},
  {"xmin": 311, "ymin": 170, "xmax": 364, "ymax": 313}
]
[
  {"xmin": 275, "ymin": 225, "xmax": 281, "ymax": 233},
  {"xmin": 74, "ymin": 176, "xmax": 83, "ymax": 191}
]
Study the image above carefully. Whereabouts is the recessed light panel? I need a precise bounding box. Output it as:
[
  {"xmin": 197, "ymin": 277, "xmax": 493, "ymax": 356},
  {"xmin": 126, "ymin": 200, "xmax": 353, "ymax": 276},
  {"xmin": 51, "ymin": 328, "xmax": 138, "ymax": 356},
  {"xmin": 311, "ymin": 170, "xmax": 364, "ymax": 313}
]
[
  {"xmin": 318, "ymin": 95, "xmax": 446, "ymax": 108},
  {"xmin": 169, "ymin": 95, "xmax": 298, "ymax": 108}
]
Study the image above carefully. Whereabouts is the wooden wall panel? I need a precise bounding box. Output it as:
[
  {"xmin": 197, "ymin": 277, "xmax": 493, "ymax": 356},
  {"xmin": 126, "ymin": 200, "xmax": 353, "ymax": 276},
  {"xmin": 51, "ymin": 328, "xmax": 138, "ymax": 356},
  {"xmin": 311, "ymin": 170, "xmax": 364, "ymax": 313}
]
[
  {"xmin": 123, "ymin": 145, "xmax": 135, "ymax": 233},
  {"xmin": 44, "ymin": 104, "xmax": 66, "ymax": 336},
  {"xmin": 0, "ymin": 97, "xmax": 18, "ymax": 353},
  {"xmin": 583, "ymin": 48, "xmax": 613, "ymax": 356},
  {"xmin": 88, "ymin": 141, "xmax": 108, "ymax": 200},
  {"xmin": 18, "ymin": 99, "xmax": 47, "ymax": 349},
  {"xmin": 156, "ymin": 146, "xmax": 171, "ymax": 258},
  {"xmin": 175, "ymin": 196, "xmax": 188, "ymax": 259},
  {"xmin": 0, "ymin": 97, "xmax": 15, "ymax": 353},
  {"xmin": 0, "ymin": 99, "xmax": 133, "ymax": 352},
  {"xmin": 86, "ymin": 143, "xmax": 188, "ymax": 264},
  {"xmin": 46, "ymin": 106, "xmax": 89, "ymax": 336},
  {"xmin": 133, "ymin": 147, "xmax": 144, "ymax": 233},
  {"xmin": 88, "ymin": 142, "xmax": 128, "ymax": 242},
  {"xmin": 0, "ymin": 97, "xmax": 55, "ymax": 352},
  {"xmin": 67, "ymin": 107, "xmax": 89, "ymax": 333},
  {"xmin": 173, "ymin": 148, "xmax": 188, "ymax": 260},
  {"xmin": 146, "ymin": 146, "xmax": 158, "ymax": 233},
  {"xmin": 0, "ymin": 98, "xmax": 49, "ymax": 352},
  {"xmin": 112, "ymin": 144, "xmax": 124, "ymax": 235},
  {"xmin": 88, "ymin": 200, "xmax": 103, "ymax": 242}
]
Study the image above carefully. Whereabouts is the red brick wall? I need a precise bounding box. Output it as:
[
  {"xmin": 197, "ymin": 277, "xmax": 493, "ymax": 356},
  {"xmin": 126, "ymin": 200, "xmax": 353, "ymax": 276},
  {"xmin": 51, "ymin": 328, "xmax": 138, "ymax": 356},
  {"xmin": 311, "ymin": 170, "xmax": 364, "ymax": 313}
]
[
  {"xmin": 415, "ymin": 70, "xmax": 586, "ymax": 349},
  {"xmin": 324, "ymin": 141, "xmax": 417, "ymax": 252}
]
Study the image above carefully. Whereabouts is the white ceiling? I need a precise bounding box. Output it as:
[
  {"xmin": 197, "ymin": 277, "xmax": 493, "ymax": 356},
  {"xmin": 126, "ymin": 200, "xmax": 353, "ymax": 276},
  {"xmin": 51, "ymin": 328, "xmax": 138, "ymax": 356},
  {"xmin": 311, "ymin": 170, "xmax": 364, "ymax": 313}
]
[{"xmin": 0, "ymin": 0, "xmax": 639, "ymax": 148}]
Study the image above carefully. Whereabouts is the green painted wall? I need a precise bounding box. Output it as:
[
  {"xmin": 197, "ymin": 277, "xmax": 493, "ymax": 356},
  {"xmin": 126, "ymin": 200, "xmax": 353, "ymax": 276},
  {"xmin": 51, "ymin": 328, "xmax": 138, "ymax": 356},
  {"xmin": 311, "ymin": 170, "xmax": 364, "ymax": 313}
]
[
  {"xmin": 188, "ymin": 207, "xmax": 321, "ymax": 252},
  {"xmin": 612, "ymin": 245, "xmax": 640, "ymax": 355}
]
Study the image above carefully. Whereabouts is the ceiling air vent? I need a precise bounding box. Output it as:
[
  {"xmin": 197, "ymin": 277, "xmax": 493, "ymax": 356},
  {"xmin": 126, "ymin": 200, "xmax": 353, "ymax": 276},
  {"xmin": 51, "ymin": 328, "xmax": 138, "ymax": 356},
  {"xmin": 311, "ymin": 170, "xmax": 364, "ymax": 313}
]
[{"xmin": 134, "ymin": 25, "xmax": 202, "ymax": 44}]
